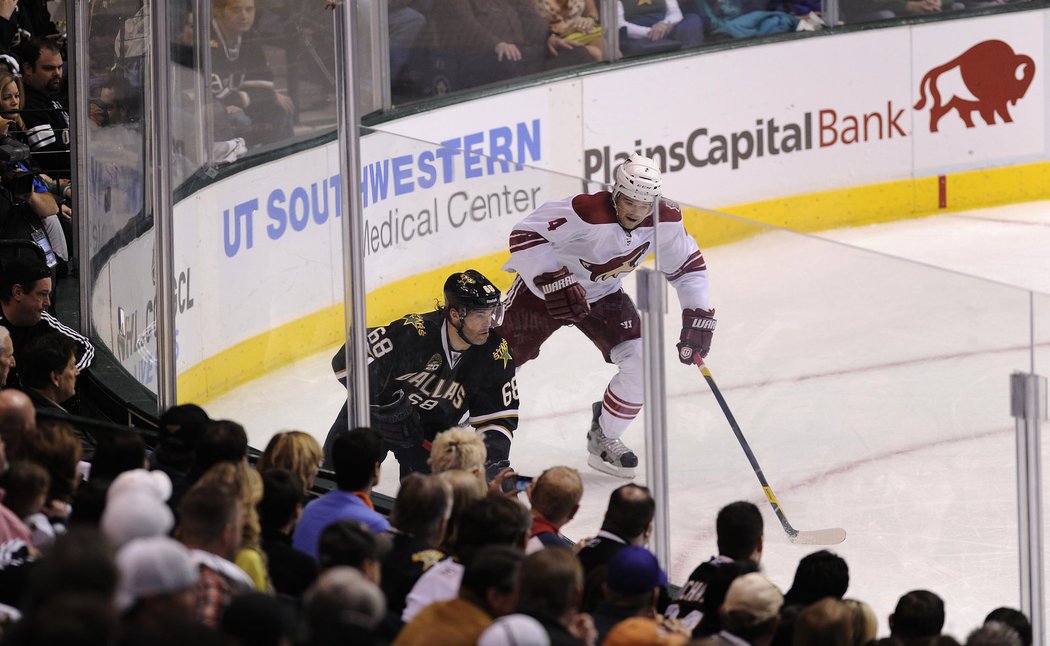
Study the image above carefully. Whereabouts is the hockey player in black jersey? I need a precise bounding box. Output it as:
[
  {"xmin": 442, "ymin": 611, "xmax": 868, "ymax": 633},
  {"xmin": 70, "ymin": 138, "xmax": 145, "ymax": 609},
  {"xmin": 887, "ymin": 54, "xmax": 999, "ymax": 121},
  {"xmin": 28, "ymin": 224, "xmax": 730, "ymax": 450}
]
[{"xmin": 324, "ymin": 270, "xmax": 519, "ymax": 479}]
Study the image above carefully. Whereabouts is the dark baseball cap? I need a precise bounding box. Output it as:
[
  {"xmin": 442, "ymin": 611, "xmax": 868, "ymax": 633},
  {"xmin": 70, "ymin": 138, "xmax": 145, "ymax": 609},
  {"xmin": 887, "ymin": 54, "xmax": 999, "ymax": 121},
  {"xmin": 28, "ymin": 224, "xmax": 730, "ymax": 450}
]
[
  {"xmin": 607, "ymin": 546, "xmax": 668, "ymax": 596},
  {"xmin": 1, "ymin": 256, "xmax": 50, "ymax": 288},
  {"xmin": 157, "ymin": 403, "xmax": 211, "ymax": 449}
]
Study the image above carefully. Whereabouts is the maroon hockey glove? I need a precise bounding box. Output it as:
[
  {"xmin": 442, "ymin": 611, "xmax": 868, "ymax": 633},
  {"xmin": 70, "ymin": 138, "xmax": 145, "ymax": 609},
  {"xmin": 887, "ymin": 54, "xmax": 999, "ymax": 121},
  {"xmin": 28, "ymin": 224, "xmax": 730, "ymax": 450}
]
[
  {"xmin": 677, "ymin": 308, "xmax": 716, "ymax": 364},
  {"xmin": 534, "ymin": 267, "xmax": 591, "ymax": 323}
]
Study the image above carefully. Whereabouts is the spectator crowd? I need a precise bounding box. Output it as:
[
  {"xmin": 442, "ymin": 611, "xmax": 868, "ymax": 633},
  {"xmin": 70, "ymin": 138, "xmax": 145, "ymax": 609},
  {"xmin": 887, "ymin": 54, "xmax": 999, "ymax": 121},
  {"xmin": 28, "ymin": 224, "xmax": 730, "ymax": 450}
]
[{"xmin": 0, "ymin": 397, "xmax": 1036, "ymax": 646}]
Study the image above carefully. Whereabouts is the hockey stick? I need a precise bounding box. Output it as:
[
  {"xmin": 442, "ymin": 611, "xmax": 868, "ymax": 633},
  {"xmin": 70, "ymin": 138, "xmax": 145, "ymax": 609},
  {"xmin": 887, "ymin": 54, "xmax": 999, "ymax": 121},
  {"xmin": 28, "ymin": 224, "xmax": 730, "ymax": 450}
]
[{"xmin": 694, "ymin": 355, "xmax": 846, "ymax": 545}]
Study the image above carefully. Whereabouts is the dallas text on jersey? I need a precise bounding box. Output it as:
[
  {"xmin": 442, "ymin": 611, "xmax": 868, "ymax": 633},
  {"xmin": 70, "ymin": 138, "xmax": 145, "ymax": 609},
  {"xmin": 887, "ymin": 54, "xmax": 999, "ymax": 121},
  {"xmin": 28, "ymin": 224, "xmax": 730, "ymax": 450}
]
[{"xmin": 394, "ymin": 370, "xmax": 466, "ymax": 409}]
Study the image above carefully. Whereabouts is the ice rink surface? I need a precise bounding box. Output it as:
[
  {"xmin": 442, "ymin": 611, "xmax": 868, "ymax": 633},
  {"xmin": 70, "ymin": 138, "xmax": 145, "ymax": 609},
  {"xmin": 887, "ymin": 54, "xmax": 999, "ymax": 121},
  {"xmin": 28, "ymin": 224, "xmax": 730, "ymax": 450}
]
[{"xmin": 205, "ymin": 200, "xmax": 1050, "ymax": 638}]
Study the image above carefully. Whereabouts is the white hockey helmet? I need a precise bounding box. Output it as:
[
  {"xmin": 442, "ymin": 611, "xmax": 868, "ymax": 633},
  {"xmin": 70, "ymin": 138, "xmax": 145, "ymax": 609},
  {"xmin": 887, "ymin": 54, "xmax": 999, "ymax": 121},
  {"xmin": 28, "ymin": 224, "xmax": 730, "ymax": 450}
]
[{"xmin": 613, "ymin": 154, "xmax": 662, "ymax": 203}]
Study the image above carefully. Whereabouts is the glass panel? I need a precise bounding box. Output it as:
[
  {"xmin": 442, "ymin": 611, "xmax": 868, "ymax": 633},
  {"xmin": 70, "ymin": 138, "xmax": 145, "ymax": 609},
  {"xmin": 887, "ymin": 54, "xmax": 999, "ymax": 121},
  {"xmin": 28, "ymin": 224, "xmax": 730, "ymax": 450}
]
[
  {"xmin": 352, "ymin": 128, "xmax": 621, "ymax": 485},
  {"xmin": 355, "ymin": 0, "xmax": 379, "ymax": 111},
  {"xmin": 354, "ymin": 128, "xmax": 633, "ymax": 488},
  {"xmin": 83, "ymin": 0, "xmax": 156, "ymax": 401},
  {"xmin": 171, "ymin": 123, "xmax": 346, "ymax": 445},
  {"xmin": 402, "ymin": 0, "xmax": 598, "ymax": 100},
  {"xmin": 657, "ymin": 208, "xmax": 1033, "ymax": 636},
  {"xmin": 205, "ymin": 0, "xmax": 338, "ymax": 162},
  {"xmin": 1037, "ymin": 289, "xmax": 1050, "ymax": 624},
  {"xmin": 184, "ymin": 123, "xmax": 1043, "ymax": 635},
  {"xmin": 389, "ymin": 0, "xmax": 430, "ymax": 104},
  {"xmin": 1038, "ymin": 290, "xmax": 1050, "ymax": 391},
  {"xmin": 839, "ymin": 0, "xmax": 1036, "ymax": 25},
  {"xmin": 618, "ymin": 0, "xmax": 704, "ymax": 59},
  {"xmin": 171, "ymin": 0, "xmax": 210, "ymax": 186}
]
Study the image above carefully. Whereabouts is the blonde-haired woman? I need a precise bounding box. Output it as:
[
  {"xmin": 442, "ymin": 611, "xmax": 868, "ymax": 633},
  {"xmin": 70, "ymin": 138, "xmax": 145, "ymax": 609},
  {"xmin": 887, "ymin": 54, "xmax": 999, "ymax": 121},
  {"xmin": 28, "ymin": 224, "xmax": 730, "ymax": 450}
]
[
  {"xmin": 0, "ymin": 71, "xmax": 70, "ymax": 259},
  {"xmin": 257, "ymin": 430, "xmax": 323, "ymax": 496},
  {"xmin": 197, "ymin": 460, "xmax": 273, "ymax": 593},
  {"xmin": 843, "ymin": 598, "xmax": 877, "ymax": 645},
  {"xmin": 428, "ymin": 427, "xmax": 487, "ymax": 480},
  {"xmin": 0, "ymin": 72, "xmax": 25, "ymax": 135},
  {"xmin": 429, "ymin": 426, "xmax": 517, "ymax": 496}
]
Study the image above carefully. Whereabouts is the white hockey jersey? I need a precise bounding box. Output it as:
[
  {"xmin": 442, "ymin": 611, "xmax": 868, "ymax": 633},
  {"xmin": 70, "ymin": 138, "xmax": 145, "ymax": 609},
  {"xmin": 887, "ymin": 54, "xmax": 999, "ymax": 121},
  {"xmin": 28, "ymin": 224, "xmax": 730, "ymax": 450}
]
[{"xmin": 503, "ymin": 191, "xmax": 711, "ymax": 310}]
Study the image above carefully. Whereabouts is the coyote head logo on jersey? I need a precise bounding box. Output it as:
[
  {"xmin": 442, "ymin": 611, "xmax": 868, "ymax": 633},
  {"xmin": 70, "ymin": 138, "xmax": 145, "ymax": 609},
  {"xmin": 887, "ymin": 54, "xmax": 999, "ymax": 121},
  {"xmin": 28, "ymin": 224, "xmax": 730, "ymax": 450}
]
[{"xmin": 580, "ymin": 242, "xmax": 651, "ymax": 282}]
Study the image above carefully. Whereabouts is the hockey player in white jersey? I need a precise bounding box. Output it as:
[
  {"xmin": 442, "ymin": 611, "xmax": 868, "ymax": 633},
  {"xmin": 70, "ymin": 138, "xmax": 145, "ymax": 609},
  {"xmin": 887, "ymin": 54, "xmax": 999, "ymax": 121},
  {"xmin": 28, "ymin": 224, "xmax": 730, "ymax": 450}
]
[{"xmin": 498, "ymin": 154, "xmax": 714, "ymax": 478}]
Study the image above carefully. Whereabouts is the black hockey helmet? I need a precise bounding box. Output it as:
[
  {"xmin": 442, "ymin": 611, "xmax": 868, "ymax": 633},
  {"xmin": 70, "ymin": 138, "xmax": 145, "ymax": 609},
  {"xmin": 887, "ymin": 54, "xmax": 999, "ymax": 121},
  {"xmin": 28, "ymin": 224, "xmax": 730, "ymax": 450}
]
[{"xmin": 443, "ymin": 269, "xmax": 504, "ymax": 325}]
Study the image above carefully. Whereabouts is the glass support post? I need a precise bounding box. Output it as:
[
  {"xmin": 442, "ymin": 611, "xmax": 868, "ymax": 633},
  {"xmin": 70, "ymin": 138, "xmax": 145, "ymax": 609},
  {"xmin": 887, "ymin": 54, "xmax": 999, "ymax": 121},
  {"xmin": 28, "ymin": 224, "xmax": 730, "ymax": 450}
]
[
  {"xmin": 638, "ymin": 266, "xmax": 671, "ymax": 570},
  {"xmin": 1011, "ymin": 367, "xmax": 1047, "ymax": 646},
  {"xmin": 69, "ymin": 0, "xmax": 90, "ymax": 325},
  {"xmin": 376, "ymin": 0, "xmax": 392, "ymax": 110},
  {"xmin": 335, "ymin": 0, "xmax": 370, "ymax": 428},
  {"xmin": 196, "ymin": 0, "xmax": 216, "ymax": 171},
  {"xmin": 601, "ymin": 0, "xmax": 618, "ymax": 63},
  {"xmin": 823, "ymin": 0, "xmax": 840, "ymax": 27},
  {"xmin": 149, "ymin": 0, "xmax": 178, "ymax": 408}
]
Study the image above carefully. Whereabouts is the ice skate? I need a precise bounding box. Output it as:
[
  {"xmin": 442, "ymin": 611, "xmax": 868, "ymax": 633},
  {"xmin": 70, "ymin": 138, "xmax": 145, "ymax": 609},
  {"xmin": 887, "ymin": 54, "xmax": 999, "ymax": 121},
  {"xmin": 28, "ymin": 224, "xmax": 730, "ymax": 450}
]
[{"xmin": 586, "ymin": 401, "xmax": 638, "ymax": 478}]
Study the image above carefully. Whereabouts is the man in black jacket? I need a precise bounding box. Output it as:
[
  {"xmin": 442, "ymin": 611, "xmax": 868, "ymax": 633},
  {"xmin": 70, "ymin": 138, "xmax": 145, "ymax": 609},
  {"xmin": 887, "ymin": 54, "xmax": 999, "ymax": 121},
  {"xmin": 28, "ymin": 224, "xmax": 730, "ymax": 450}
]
[
  {"xmin": 665, "ymin": 501, "xmax": 765, "ymax": 637},
  {"xmin": 576, "ymin": 483, "xmax": 655, "ymax": 612},
  {"xmin": 19, "ymin": 38, "xmax": 69, "ymax": 178},
  {"xmin": 0, "ymin": 256, "xmax": 92, "ymax": 390}
]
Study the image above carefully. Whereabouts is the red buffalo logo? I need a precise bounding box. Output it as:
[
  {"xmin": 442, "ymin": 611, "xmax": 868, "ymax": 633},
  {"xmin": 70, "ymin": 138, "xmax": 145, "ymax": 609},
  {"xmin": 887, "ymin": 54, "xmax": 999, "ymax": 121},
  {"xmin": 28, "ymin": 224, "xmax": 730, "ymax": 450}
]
[
  {"xmin": 915, "ymin": 40, "xmax": 1035, "ymax": 133},
  {"xmin": 580, "ymin": 242, "xmax": 651, "ymax": 282}
]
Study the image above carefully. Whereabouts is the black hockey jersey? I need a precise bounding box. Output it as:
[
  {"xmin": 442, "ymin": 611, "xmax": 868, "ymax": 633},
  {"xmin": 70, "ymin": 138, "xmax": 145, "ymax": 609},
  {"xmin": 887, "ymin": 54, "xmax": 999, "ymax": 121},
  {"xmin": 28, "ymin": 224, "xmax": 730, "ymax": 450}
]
[
  {"xmin": 333, "ymin": 310, "xmax": 519, "ymax": 443},
  {"xmin": 665, "ymin": 555, "xmax": 759, "ymax": 638}
]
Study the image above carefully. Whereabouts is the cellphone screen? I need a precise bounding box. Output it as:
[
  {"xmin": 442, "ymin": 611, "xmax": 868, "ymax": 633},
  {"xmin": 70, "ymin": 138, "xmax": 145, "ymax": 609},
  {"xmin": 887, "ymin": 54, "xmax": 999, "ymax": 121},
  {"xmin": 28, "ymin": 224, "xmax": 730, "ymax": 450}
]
[{"xmin": 515, "ymin": 475, "xmax": 534, "ymax": 491}]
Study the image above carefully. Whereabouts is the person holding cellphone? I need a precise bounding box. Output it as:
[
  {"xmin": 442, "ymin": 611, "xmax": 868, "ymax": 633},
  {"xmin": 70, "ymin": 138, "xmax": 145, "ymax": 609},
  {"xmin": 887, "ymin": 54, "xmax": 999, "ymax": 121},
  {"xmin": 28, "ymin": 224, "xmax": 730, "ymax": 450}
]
[{"xmin": 525, "ymin": 465, "xmax": 584, "ymax": 553}]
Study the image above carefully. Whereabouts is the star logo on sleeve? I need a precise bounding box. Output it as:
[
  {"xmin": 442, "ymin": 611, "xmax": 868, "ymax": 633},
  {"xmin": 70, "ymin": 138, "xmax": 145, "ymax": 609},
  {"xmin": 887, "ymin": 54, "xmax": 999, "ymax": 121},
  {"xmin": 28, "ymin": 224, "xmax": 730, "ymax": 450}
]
[
  {"xmin": 492, "ymin": 339, "xmax": 513, "ymax": 368},
  {"xmin": 402, "ymin": 313, "xmax": 426, "ymax": 336}
]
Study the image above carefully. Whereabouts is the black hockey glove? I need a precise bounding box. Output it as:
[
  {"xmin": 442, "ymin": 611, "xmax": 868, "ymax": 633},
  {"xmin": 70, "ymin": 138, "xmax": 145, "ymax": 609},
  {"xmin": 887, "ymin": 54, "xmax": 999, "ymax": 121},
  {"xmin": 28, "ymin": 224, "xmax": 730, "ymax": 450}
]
[
  {"xmin": 677, "ymin": 308, "xmax": 716, "ymax": 364},
  {"xmin": 482, "ymin": 429, "xmax": 512, "ymax": 482},
  {"xmin": 534, "ymin": 267, "xmax": 590, "ymax": 323},
  {"xmin": 370, "ymin": 390, "xmax": 423, "ymax": 448}
]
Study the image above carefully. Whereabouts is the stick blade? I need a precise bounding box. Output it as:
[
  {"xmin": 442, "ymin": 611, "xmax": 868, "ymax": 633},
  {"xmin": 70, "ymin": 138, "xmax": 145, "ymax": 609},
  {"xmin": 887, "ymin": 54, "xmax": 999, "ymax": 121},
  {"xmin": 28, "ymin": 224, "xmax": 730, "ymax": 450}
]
[{"xmin": 789, "ymin": 528, "xmax": 847, "ymax": 545}]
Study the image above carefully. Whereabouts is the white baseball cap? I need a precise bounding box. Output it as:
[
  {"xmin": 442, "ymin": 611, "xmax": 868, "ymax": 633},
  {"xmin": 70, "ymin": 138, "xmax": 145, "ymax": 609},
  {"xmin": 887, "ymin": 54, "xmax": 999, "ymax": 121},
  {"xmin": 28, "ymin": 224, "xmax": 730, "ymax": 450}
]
[
  {"xmin": 107, "ymin": 469, "xmax": 173, "ymax": 503},
  {"xmin": 722, "ymin": 572, "xmax": 784, "ymax": 623},
  {"xmin": 478, "ymin": 614, "xmax": 550, "ymax": 646},
  {"xmin": 116, "ymin": 536, "xmax": 199, "ymax": 611}
]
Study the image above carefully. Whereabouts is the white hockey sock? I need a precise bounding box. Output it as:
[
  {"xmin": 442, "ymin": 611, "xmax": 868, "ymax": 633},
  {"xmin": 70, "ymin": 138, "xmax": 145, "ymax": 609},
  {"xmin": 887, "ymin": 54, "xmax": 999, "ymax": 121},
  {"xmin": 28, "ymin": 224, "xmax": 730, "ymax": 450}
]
[{"xmin": 600, "ymin": 340, "xmax": 644, "ymax": 439}]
